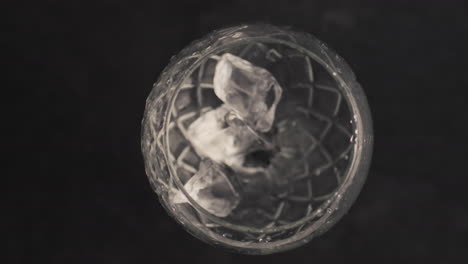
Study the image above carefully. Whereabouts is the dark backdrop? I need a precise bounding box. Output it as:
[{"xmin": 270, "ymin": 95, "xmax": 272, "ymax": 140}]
[{"xmin": 8, "ymin": 0, "xmax": 468, "ymax": 263}]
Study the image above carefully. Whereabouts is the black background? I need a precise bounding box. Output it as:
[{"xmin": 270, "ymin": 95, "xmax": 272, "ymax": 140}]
[{"xmin": 8, "ymin": 0, "xmax": 468, "ymax": 263}]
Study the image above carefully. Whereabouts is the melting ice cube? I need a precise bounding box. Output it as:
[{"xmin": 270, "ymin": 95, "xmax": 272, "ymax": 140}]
[
  {"xmin": 186, "ymin": 105, "xmax": 263, "ymax": 173},
  {"xmin": 171, "ymin": 159, "xmax": 240, "ymax": 217},
  {"xmin": 213, "ymin": 53, "xmax": 282, "ymax": 132}
]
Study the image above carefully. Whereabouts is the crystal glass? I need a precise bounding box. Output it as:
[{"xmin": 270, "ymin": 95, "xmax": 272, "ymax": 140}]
[{"xmin": 141, "ymin": 24, "xmax": 373, "ymax": 254}]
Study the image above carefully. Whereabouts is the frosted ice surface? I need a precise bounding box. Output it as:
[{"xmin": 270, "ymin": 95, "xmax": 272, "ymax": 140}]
[{"xmin": 214, "ymin": 53, "xmax": 282, "ymax": 132}]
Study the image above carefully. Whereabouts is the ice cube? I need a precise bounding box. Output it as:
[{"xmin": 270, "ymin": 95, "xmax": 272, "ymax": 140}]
[
  {"xmin": 186, "ymin": 105, "xmax": 255, "ymax": 167},
  {"xmin": 171, "ymin": 159, "xmax": 240, "ymax": 217},
  {"xmin": 213, "ymin": 53, "xmax": 282, "ymax": 132}
]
